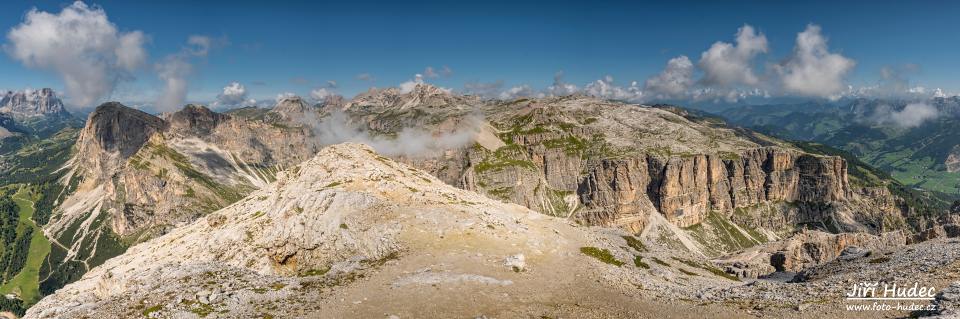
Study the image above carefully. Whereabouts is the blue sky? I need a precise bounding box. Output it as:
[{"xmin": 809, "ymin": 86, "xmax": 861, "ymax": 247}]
[{"xmin": 0, "ymin": 0, "xmax": 957, "ymax": 109}]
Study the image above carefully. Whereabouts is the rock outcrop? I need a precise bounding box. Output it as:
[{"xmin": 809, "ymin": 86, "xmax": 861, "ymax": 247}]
[{"xmin": 716, "ymin": 229, "xmax": 907, "ymax": 278}]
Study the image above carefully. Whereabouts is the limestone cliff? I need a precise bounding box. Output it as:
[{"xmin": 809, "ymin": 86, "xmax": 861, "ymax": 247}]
[{"xmin": 577, "ymin": 147, "xmax": 851, "ymax": 232}]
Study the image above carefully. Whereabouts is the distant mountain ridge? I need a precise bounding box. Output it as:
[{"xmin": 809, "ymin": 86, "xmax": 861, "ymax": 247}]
[
  {"xmin": 0, "ymin": 88, "xmax": 69, "ymax": 119},
  {"xmin": 721, "ymin": 97, "xmax": 960, "ymax": 196}
]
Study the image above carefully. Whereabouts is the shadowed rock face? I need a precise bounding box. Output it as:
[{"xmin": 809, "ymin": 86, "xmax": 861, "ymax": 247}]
[
  {"xmin": 75, "ymin": 102, "xmax": 169, "ymax": 180},
  {"xmin": 578, "ymin": 147, "xmax": 850, "ymax": 231},
  {"xmin": 166, "ymin": 104, "xmax": 228, "ymax": 136},
  {"xmin": 83, "ymin": 102, "xmax": 168, "ymax": 158}
]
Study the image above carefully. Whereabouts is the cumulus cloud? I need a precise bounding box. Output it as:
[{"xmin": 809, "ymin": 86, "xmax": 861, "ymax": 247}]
[
  {"xmin": 5, "ymin": 1, "xmax": 147, "ymax": 107},
  {"xmin": 775, "ymin": 24, "xmax": 856, "ymax": 98},
  {"xmin": 154, "ymin": 35, "xmax": 217, "ymax": 112},
  {"xmin": 698, "ymin": 24, "xmax": 767, "ymax": 87},
  {"xmin": 213, "ymin": 82, "xmax": 254, "ymax": 108},
  {"xmin": 154, "ymin": 56, "xmax": 191, "ymax": 112},
  {"xmin": 546, "ymin": 72, "xmax": 579, "ymax": 96},
  {"xmin": 584, "ymin": 76, "xmax": 643, "ymax": 102},
  {"xmin": 868, "ymin": 103, "xmax": 939, "ymax": 128},
  {"xmin": 644, "ymin": 56, "xmax": 694, "ymax": 99},
  {"xmin": 275, "ymin": 92, "xmax": 297, "ymax": 102}
]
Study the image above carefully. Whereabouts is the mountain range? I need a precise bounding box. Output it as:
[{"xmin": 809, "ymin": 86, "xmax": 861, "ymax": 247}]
[
  {"xmin": 722, "ymin": 97, "xmax": 960, "ymax": 196},
  {"xmin": 0, "ymin": 87, "xmax": 957, "ymax": 318}
]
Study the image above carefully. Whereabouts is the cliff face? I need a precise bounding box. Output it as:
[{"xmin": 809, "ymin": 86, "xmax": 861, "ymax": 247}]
[
  {"xmin": 578, "ymin": 148, "xmax": 850, "ymax": 231},
  {"xmin": 73, "ymin": 102, "xmax": 168, "ymax": 181}
]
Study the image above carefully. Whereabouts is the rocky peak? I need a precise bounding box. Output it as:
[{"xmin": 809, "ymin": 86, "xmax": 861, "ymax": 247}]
[
  {"xmin": 268, "ymin": 96, "xmax": 316, "ymax": 121},
  {"xmin": 77, "ymin": 102, "xmax": 167, "ymax": 165},
  {"xmin": 0, "ymin": 88, "xmax": 69, "ymax": 118},
  {"xmin": 165, "ymin": 104, "xmax": 229, "ymax": 135},
  {"xmin": 316, "ymin": 94, "xmax": 345, "ymax": 111},
  {"xmin": 271, "ymin": 96, "xmax": 311, "ymax": 113},
  {"xmin": 344, "ymin": 83, "xmax": 472, "ymax": 111}
]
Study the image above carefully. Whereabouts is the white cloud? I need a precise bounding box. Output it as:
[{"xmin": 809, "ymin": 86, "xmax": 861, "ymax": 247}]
[
  {"xmin": 584, "ymin": 75, "xmax": 643, "ymax": 102},
  {"xmin": 213, "ymin": 82, "xmax": 253, "ymax": 108},
  {"xmin": 309, "ymin": 87, "xmax": 336, "ymax": 103},
  {"xmin": 399, "ymin": 74, "xmax": 425, "ymax": 94},
  {"xmin": 5, "ymin": 1, "xmax": 147, "ymax": 107},
  {"xmin": 775, "ymin": 24, "xmax": 855, "ymax": 99},
  {"xmin": 644, "ymin": 56, "xmax": 694, "ymax": 99},
  {"xmin": 500, "ymin": 85, "xmax": 539, "ymax": 100},
  {"xmin": 698, "ymin": 24, "xmax": 767, "ymax": 87},
  {"xmin": 296, "ymin": 110, "xmax": 484, "ymax": 158},
  {"xmin": 154, "ymin": 55, "xmax": 191, "ymax": 112},
  {"xmin": 275, "ymin": 92, "xmax": 297, "ymax": 102},
  {"xmin": 933, "ymin": 88, "xmax": 949, "ymax": 98},
  {"xmin": 154, "ymin": 35, "xmax": 216, "ymax": 112},
  {"xmin": 187, "ymin": 35, "xmax": 212, "ymax": 56},
  {"xmin": 546, "ymin": 71, "xmax": 579, "ymax": 96},
  {"xmin": 869, "ymin": 103, "xmax": 939, "ymax": 128},
  {"xmin": 688, "ymin": 87, "xmax": 769, "ymax": 103}
]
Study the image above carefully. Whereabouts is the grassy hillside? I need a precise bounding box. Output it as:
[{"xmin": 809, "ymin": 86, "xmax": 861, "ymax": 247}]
[
  {"xmin": 0, "ymin": 187, "xmax": 50, "ymax": 305},
  {"xmin": 722, "ymin": 100, "xmax": 960, "ymax": 198}
]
